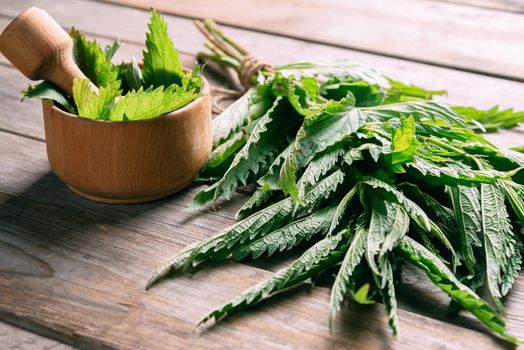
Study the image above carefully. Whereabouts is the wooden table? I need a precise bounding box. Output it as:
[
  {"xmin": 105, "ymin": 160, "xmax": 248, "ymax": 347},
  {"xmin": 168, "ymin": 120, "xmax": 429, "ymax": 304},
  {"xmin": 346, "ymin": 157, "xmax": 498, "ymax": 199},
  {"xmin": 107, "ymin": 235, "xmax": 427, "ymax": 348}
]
[{"xmin": 1, "ymin": 1, "xmax": 523, "ymax": 349}]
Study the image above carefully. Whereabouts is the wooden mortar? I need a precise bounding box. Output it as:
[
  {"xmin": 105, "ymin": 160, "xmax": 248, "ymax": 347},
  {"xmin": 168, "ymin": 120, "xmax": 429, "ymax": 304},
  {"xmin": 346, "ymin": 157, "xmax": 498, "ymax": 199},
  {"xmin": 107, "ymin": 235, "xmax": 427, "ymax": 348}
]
[
  {"xmin": 1, "ymin": 7, "xmax": 212, "ymax": 203},
  {"xmin": 42, "ymin": 77, "xmax": 212, "ymax": 204}
]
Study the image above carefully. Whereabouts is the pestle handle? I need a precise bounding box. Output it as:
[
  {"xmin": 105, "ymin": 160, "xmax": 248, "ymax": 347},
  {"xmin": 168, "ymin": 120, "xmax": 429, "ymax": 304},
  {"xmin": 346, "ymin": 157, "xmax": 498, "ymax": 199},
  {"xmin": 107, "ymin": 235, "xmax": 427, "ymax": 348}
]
[{"xmin": 0, "ymin": 7, "xmax": 98, "ymax": 96}]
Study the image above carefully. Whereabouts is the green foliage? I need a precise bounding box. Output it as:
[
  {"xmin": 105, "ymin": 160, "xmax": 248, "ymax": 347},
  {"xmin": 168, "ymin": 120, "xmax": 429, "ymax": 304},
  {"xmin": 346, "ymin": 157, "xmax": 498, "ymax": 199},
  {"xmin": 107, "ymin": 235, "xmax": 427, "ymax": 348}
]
[
  {"xmin": 449, "ymin": 185, "xmax": 482, "ymax": 277},
  {"xmin": 123, "ymin": 57, "xmax": 144, "ymax": 91},
  {"xmin": 398, "ymin": 236, "xmax": 518, "ymax": 343},
  {"xmin": 329, "ymin": 218, "xmax": 368, "ymax": 327},
  {"xmin": 232, "ymin": 205, "xmax": 337, "ymax": 260},
  {"xmin": 108, "ymin": 85, "xmax": 200, "ymax": 121},
  {"xmin": 72, "ymin": 79, "xmax": 118, "ymax": 120},
  {"xmin": 481, "ymin": 183, "xmax": 521, "ymax": 310},
  {"xmin": 70, "ymin": 29, "xmax": 122, "ymax": 91},
  {"xmin": 142, "ymin": 9, "xmax": 183, "ymax": 87},
  {"xmin": 192, "ymin": 97, "xmax": 299, "ymax": 206},
  {"xmin": 390, "ymin": 115, "xmax": 419, "ymax": 165},
  {"xmin": 22, "ymin": 81, "xmax": 76, "ymax": 114},
  {"xmin": 148, "ymin": 54, "xmax": 524, "ymax": 344},
  {"xmin": 200, "ymin": 232, "xmax": 349, "ymax": 324},
  {"xmin": 454, "ymin": 105, "xmax": 524, "ymax": 132},
  {"xmin": 22, "ymin": 10, "xmax": 202, "ymax": 122}
]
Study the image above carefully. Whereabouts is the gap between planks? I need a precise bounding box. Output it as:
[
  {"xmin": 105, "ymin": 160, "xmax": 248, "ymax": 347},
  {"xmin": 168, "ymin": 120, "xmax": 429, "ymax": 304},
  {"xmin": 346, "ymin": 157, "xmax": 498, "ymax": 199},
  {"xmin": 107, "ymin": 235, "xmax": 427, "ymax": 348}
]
[
  {"xmin": 98, "ymin": 0, "xmax": 524, "ymax": 82},
  {"xmin": 0, "ymin": 1, "xmax": 520, "ymax": 348},
  {"xmin": 1, "ymin": 5, "xmax": 524, "ymax": 145}
]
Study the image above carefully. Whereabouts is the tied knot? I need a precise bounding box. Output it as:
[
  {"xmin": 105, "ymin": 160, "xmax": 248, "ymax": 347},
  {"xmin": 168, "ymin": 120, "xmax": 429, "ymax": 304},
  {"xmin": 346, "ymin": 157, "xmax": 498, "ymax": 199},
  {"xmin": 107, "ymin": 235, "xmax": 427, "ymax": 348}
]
[{"xmin": 238, "ymin": 56, "xmax": 274, "ymax": 89}]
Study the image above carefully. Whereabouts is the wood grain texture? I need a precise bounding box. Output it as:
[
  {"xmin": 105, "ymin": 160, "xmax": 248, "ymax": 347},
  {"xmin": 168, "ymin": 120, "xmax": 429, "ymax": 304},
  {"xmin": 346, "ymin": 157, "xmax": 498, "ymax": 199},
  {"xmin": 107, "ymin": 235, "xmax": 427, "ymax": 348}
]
[
  {"xmin": 0, "ymin": 321, "xmax": 74, "ymax": 350},
  {"xmin": 0, "ymin": 0, "xmax": 523, "ymax": 349},
  {"xmin": 0, "ymin": 7, "xmax": 96, "ymax": 95},
  {"xmin": 100, "ymin": 0, "xmax": 524, "ymax": 80},
  {"xmin": 1, "ymin": 3, "xmax": 524, "ymax": 146},
  {"xmin": 41, "ymin": 78, "xmax": 211, "ymax": 204},
  {"xmin": 0, "ymin": 129, "xmax": 517, "ymax": 350}
]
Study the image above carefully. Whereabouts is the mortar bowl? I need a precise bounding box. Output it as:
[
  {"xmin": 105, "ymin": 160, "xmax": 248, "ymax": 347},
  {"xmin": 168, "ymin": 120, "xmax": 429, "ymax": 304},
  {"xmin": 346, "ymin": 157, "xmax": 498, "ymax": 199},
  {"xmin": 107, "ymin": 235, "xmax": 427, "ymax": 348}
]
[{"xmin": 42, "ymin": 77, "xmax": 212, "ymax": 204}]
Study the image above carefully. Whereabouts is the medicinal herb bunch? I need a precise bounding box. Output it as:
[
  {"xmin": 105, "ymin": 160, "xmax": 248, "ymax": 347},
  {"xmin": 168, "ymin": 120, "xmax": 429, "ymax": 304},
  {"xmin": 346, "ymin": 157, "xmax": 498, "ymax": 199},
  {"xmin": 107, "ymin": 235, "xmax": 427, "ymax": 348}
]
[
  {"xmin": 148, "ymin": 20, "xmax": 524, "ymax": 343},
  {"xmin": 22, "ymin": 10, "xmax": 203, "ymax": 121}
]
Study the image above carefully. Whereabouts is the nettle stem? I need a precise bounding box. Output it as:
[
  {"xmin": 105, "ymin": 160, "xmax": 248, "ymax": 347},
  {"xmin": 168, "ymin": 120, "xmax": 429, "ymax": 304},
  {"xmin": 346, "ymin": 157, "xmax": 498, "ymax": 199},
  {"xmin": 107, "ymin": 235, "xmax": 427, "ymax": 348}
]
[
  {"xmin": 203, "ymin": 19, "xmax": 249, "ymax": 56},
  {"xmin": 195, "ymin": 19, "xmax": 247, "ymax": 69},
  {"xmin": 426, "ymin": 137, "xmax": 484, "ymax": 170},
  {"xmin": 195, "ymin": 19, "xmax": 274, "ymax": 89}
]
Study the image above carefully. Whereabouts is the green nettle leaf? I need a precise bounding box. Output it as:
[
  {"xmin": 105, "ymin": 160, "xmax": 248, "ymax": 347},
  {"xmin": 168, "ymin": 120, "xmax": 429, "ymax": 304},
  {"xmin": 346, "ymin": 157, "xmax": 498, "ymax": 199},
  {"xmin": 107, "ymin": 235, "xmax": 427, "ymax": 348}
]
[
  {"xmin": 363, "ymin": 101, "xmax": 469, "ymax": 128},
  {"xmin": 351, "ymin": 283, "xmax": 375, "ymax": 305},
  {"xmin": 449, "ymin": 185, "xmax": 482, "ymax": 276},
  {"xmin": 200, "ymin": 232, "xmax": 348, "ymax": 325},
  {"xmin": 72, "ymin": 78, "xmax": 118, "ymax": 119},
  {"xmin": 366, "ymin": 198, "xmax": 395, "ymax": 275},
  {"xmin": 390, "ymin": 115, "xmax": 419, "ymax": 165},
  {"xmin": 512, "ymin": 145, "xmax": 524, "ymax": 153},
  {"xmin": 258, "ymin": 145, "xmax": 291, "ymax": 191},
  {"xmin": 147, "ymin": 22, "xmax": 524, "ymax": 343},
  {"xmin": 193, "ymin": 98, "xmax": 299, "ymax": 207},
  {"xmin": 280, "ymin": 108, "xmax": 366, "ymax": 201},
  {"xmin": 109, "ymin": 84, "xmax": 201, "ymax": 121},
  {"xmin": 235, "ymin": 189, "xmax": 274, "ymax": 219},
  {"xmin": 454, "ymin": 105, "xmax": 524, "ymax": 132},
  {"xmin": 361, "ymin": 177, "xmax": 456, "ymax": 260},
  {"xmin": 205, "ymin": 131, "xmax": 247, "ymax": 171},
  {"xmin": 329, "ymin": 220, "xmax": 367, "ymax": 327},
  {"xmin": 398, "ymin": 236, "xmax": 518, "ymax": 343},
  {"xmin": 402, "ymin": 184, "xmax": 457, "ymax": 235},
  {"xmin": 374, "ymin": 255, "xmax": 399, "ymax": 336},
  {"xmin": 103, "ymin": 39, "xmax": 121, "ymax": 60},
  {"xmin": 386, "ymin": 78, "xmax": 446, "ymax": 101},
  {"xmin": 481, "ymin": 184, "xmax": 522, "ymax": 310},
  {"xmin": 501, "ymin": 181, "xmax": 524, "ymax": 222},
  {"xmin": 408, "ymin": 157, "xmax": 509, "ymax": 186},
  {"xmin": 180, "ymin": 63, "xmax": 203, "ymax": 93},
  {"xmin": 276, "ymin": 60, "xmax": 390, "ymax": 88},
  {"xmin": 22, "ymin": 81, "xmax": 76, "ymax": 114},
  {"xmin": 232, "ymin": 205, "xmax": 337, "ymax": 261},
  {"xmin": 142, "ymin": 9, "xmax": 184, "ymax": 87},
  {"xmin": 123, "ymin": 57, "xmax": 145, "ymax": 91},
  {"xmin": 211, "ymin": 89, "xmax": 255, "ymax": 147},
  {"xmin": 297, "ymin": 143, "xmax": 346, "ymax": 197},
  {"xmin": 148, "ymin": 170, "xmax": 346, "ymax": 288},
  {"xmin": 70, "ymin": 29, "xmax": 122, "ymax": 90},
  {"xmin": 379, "ymin": 204, "xmax": 410, "ymax": 257},
  {"xmin": 328, "ymin": 185, "xmax": 359, "ymax": 235}
]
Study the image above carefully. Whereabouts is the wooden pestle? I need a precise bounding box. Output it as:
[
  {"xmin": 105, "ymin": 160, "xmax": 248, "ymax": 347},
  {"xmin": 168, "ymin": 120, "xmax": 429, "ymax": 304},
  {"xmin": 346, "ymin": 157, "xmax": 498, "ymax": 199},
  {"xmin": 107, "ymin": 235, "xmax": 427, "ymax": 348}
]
[{"xmin": 0, "ymin": 7, "xmax": 98, "ymax": 95}]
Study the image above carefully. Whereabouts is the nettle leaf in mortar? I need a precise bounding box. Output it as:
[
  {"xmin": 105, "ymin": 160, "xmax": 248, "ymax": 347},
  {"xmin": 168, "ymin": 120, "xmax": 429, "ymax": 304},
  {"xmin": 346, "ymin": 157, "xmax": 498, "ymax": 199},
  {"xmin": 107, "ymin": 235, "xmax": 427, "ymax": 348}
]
[
  {"xmin": 142, "ymin": 9, "xmax": 184, "ymax": 88},
  {"xmin": 22, "ymin": 10, "xmax": 203, "ymax": 121},
  {"xmin": 70, "ymin": 28, "xmax": 122, "ymax": 91},
  {"xmin": 109, "ymin": 85, "xmax": 201, "ymax": 121},
  {"xmin": 148, "ymin": 20, "xmax": 524, "ymax": 345},
  {"xmin": 22, "ymin": 81, "xmax": 76, "ymax": 114}
]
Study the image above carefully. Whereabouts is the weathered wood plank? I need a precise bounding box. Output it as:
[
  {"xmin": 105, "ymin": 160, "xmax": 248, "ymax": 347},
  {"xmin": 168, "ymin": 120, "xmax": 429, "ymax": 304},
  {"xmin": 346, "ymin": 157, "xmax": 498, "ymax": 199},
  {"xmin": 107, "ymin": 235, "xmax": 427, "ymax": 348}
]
[
  {"xmin": 2, "ymin": 0, "xmax": 518, "ymax": 344},
  {"xmin": 436, "ymin": 0, "xmax": 524, "ymax": 13},
  {"xmin": 1, "ymin": 5, "xmax": 524, "ymax": 147},
  {"xmin": 398, "ymin": 265, "xmax": 524, "ymax": 341},
  {"xmin": 0, "ymin": 321, "xmax": 74, "ymax": 350},
  {"xmin": 0, "ymin": 129, "xmax": 514, "ymax": 350},
  {"xmin": 100, "ymin": 0, "xmax": 524, "ymax": 80}
]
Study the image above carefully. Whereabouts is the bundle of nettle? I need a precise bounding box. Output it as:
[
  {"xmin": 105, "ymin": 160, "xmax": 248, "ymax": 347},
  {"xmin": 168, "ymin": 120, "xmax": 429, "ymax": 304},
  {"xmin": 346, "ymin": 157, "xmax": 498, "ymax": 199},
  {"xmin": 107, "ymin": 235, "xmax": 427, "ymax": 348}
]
[{"xmin": 148, "ymin": 20, "xmax": 524, "ymax": 342}]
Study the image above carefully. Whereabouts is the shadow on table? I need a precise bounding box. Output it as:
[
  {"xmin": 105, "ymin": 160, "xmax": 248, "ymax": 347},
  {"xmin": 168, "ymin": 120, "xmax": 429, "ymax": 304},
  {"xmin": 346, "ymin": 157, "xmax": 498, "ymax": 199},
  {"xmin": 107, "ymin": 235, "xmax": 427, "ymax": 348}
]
[
  {"xmin": 0, "ymin": 171, "xmax": 197, "ymax": 276},
  {"xmin": 0, "ymin": 172, "xmax": 517, "ymax": 349}
]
